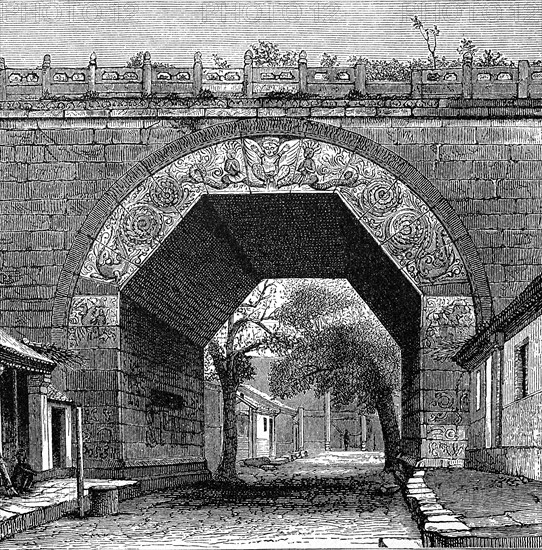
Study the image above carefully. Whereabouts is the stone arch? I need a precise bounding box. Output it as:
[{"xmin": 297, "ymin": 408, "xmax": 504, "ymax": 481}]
[
  {"xmin": 52, "ymin": 117, "xmax": 492, "ymax": 337},
  {"xmin": 51, "ymin": 116, "xmax": 494, "ymax": 471}
]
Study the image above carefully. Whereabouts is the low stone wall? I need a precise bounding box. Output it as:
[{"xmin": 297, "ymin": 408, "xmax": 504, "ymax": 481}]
[
  {"xmin": 466, "ymin": 447, "xmax": 542, "ymax": 481},
  {"xmin": 401, "ymin": 469, "xmax": 470, "ymax": 547}
]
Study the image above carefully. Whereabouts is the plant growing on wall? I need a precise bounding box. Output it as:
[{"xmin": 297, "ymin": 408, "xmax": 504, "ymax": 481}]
[
  {"xmin": 456, "ymin": 38, "xmax": 513, "ymax": 66},
  {"xmin": 249, "ymin": 40, "xmax": 299, "ymax": 66},
  {"xmin": 411, "ymin": 15, "xmax": 440, "ymax": 69},
  {"xmin": 268, "ymin": 280, "xmax": 402, "ymax": 470},
  {"xmin": 457, "ymin": 38, "xmax": 478, "ymax": 59},
  {"xmin": 347, "ymin": 56, "xmax": 412, "ymax": 81},
  {"xmin": 477, "ymin": 49, "xmax": 513, "ymax": 67},
  {"xmin": 126, "ymin": 51, "xmax": 174, "ymax": 68},
  {"xmin": 346, "ymin": 55, "xmax": 460, "ymax": 81},
  {"xmin": 212, "ymin": 54, "xmax": 230, "ymax": 69},
  {"xmin": 320, "ymin": 53, "xmax": 339, "ymax": 67}
]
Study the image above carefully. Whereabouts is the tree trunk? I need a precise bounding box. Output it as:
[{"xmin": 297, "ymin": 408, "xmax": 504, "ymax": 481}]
[
  {"xmin": 215, "ymin": 382, "xmax": 240, "ymax": 483},
  {"xmin": 374, "ymin": 391, "xmax": 401, "ymax": 471}
]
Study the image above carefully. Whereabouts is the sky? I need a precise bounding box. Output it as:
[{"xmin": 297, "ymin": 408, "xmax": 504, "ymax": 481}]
[{"xmin": 0, "ymin": 0, "xmax": 540, "ymax": 67}]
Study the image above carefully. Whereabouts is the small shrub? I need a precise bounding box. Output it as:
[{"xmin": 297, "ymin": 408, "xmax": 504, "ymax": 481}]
[
  {"xmin": 320, "ymin": 53, "xmax": 339, "ymax": 67},
  {"xmin": 263, "ymin": 90, "xmax": 314, "ymax": 100},
  {"xmin": 197, "ymin": 88, "xmax": 217, "ymax": 100}
]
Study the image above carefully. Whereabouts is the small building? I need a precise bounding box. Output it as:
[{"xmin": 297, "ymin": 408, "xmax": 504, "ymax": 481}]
[
  {"xmin": 0, "ymin": 331, "xmax": 78, "ymax": 479},
  {"xmin": 237, "ymin": 384, "xmax": 298, "ymax": 460},
  {"xmin": 456, "ymin": 273, "xmax": 542, "ymax": 481},
  {"xmin": 0, "ymin": 331, "xmax": 55, "ymax": 470},
  {"xmin": 203, "ymin": 381, "xmax": 299, "ymax": 470},
  {"xmin": 249, "ymin": 357, "xmax": 388, "ymax": 452}
]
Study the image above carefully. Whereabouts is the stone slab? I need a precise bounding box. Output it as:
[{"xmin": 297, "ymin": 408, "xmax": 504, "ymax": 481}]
[
  {"xmin": 379, "ymin": 538, "xmax": 423, "ymax": 548},
  {"xmin": 465, "ymin": 515, "xmax": 522, "ymax": 528},
  {"xmin": 425, "ymin": 521, "xmax": 470, "ymax": 532}
]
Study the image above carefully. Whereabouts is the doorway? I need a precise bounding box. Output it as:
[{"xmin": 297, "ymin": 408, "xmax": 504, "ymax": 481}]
[{"xmin": 48, "ymin": 404, "xmax": 72, "ymax": 469}]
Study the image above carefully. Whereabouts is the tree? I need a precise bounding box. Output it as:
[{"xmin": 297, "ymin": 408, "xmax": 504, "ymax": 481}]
[
  {"xmin": 411, "ymin": 15, "xmax": 440, "ymax": 69},
  {"xmin": 249, "ymin": 40, "xmax": 299, "ymax": 66},
  {"xmin": 207, "ymin": 280, "xmax": 279, "ymax": 482},
  {"xmin": 269, "ymin": 280, "xmax": 401, "ymax": 470},
  {"xmin": 320, "ymin": 53, "xmax": 339, "ymax": 67}
]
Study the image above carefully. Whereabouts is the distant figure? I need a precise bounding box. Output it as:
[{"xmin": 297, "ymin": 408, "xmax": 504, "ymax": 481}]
[
  {"xmin": 12, "ymin": 450, "xmax": 35, "ymax": 493},
  {"xmin": 0, "ymin": 452, "xmax": 17, "ymax": 497},
  {"xmin": 343, "ymin": 430, "xmax": 350, "ymax": 452}
]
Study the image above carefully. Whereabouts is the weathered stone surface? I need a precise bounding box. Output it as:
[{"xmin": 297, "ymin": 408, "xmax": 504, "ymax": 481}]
[
  {"xmin": 425, "ymin": 521, "xmax": 470, "ymax": 532},
  {"xmin": 0, "ymin": 110, "xmax": 540, "ymax": 473},
  {"xmin": 94, "ymin": 129, "xmax": 142, "ymax": 144}
]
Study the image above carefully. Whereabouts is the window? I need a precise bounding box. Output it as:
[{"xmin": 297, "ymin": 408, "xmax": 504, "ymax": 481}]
[
  {"xmin": 515, "ymin": 338, "xmax": 529, "ymax": 400},
  {"xmin": 263, "ymin": 417, "xmax": 267, "ymax": 432},
  {"xmin": 475, "ymin": 369, "xmax": 482, "ymax": 411}
]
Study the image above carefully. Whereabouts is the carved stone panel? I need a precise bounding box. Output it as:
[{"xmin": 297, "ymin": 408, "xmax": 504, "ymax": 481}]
[
  {"xmin": 68, "ymin": 295, "xmax": 120, "ymax": 349},
  {"xmin": 78, "ymin": 136, "xmax": 469, "ymax": 293}
]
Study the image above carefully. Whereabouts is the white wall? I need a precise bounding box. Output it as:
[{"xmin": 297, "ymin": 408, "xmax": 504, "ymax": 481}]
[{"xmin": 503, "ymin": 316, "xmax": 542, "ymax": 407}]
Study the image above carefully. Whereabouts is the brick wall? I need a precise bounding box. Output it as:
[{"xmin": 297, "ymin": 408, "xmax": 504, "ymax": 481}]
[
  {"xmin": 1, "ymin": 108, "xmax": 541, "ymax": 470},
  {"xmin": 0, "ymin": 112, "xmax": 540, "ymax": 343},
  {"xmin": 204, "ymin": 381, "xmax": 222, "ymax": 472},
  {"xmin": 339, "ymin": 117, "xmax": 542, "ymax": 315},
  {"xmin": 119, "ymin": 295, "xmax": 205, "ymax": 463}
]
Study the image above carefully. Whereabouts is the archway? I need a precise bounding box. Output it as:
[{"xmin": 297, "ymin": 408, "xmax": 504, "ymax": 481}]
[{"xmin": 52, "ymin": 118, "xmax": 491, "ymax": 479}]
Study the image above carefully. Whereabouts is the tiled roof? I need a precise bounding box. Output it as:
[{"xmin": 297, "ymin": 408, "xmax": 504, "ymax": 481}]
[
  {"xmin": 0, "ymin": 329, "xmax": 55, "ymax": 373},
  {"xmin": 239, "ymin": 384, "xmax": 297, "ymax": 415},
  {"xmin": 47, "ymin": 385, "xmax": 73, "ymax": 403},
  {"xmin": 456, "ymin": 271, "xmax": 542, "ymax": 369},
  {"xmin": 237, "ymin": 391, "xmax": 279, "ymax": 415}
]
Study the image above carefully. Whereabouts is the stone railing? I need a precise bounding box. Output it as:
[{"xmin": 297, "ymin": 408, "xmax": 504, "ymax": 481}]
[{"xmin": 0, "ymin": 51, "xmax": 541, "ymax": 101}]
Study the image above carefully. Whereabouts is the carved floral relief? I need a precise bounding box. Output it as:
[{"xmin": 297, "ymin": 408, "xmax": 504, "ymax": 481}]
[{"xmin": 78, "ymin": 136, "xmax": 469, "ymax": 290}]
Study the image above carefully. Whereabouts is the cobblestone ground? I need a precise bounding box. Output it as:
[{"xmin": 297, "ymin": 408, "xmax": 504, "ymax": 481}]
[{"xmin": 4, "ymin": 452, "xmax": 421, "ymax": 549}]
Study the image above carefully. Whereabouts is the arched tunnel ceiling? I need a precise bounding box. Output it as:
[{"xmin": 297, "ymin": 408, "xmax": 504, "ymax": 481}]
[{"xmin": 121, "ymin": 193, "xmax": 421, "ymax": 352}]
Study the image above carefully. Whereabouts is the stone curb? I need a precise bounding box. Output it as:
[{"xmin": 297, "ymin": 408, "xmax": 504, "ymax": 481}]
[
  {"xmin": 402, "ymin": 469, "xmax": 471, "ymax": 546},
  {"xmin": 0, "ymin": 482, "xmax": 139, "ymax": 542},
  {"xmin": 0, "ymin": 469, "xmax": 215, "ymax": 543}
]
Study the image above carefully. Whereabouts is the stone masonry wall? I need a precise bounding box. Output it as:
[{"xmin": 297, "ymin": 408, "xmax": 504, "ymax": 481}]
[
  {"xmin": 0, "ymin": 111, "xmax": 540, "ymax": 349},
  {"xmin": 119, "ymin": 294, "xmax": 205, "ymax": 463}
]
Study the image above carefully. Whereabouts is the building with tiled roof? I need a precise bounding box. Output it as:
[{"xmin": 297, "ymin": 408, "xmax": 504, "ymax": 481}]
[{"xmin": 456, "ymin": 272, "xmax": 542, "ymax": 480}]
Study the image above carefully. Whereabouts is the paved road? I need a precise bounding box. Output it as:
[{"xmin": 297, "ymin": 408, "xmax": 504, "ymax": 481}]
[{"xmin": 4, "ymin": 452, "xmax": 421, "ymax": 549}]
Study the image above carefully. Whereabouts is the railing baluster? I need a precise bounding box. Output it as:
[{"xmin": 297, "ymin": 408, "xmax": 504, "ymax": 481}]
[
  {"xmin": 518, "ymin": 60, "xmax": 530, "ymax": 99},
  {"xmin": 142, "ymin": 51, "xmax": 152, "ymax": 96},
  {"xmin": 298, "ymin": 50, "xmax": 307, "ymax": 94},
  {"xmin": 462, "ymin": 52, "xmax": 473, "ymax": 99},
  {"xmin": 354, "ymin": 61, "xmax": 366, "ymax": 95},
  {"xmin": 193, "ymin": 51, "xmax": 203, "ymax": 96},
  {"xmin": 88, "ymin": 52, "xmax": 97, "ymax": 95},
  {"xmin": 243, "ymin": 50, "xmax": 253, "ymax": 98},
  {"xmin": 0, "ymin": 57, "xmax": 6, "ymax": 101},
  {"xmin": 42, "ymin": 54, "xmax": 51, "ymax": 97},
  {"xmin": 411, "ymin": 69, "xmax": 422, "ymax": 99}
]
